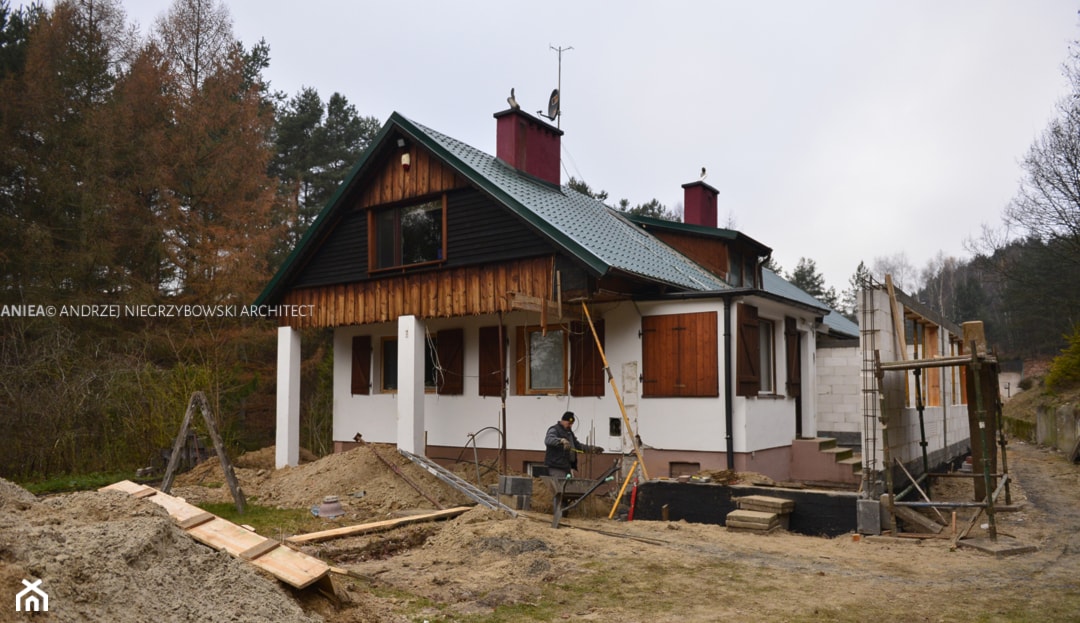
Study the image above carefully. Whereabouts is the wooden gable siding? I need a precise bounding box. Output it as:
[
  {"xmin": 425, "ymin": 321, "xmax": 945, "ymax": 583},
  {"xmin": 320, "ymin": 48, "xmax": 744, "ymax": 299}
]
[
  {"xmin": 445, "ymin": 191, "xmax": 552, "ymax": 266},
  {"xmin": 279, "ymin": 255, "xmax": 554, "ymax": 329},
  {"xmin": 358, "ymin": 144, "xmax": 468, "ymax": 209},
  {"xmin": 293, "ymin": 209, "xmax": 368, "ymax": 288},
  {"xmin": 649, "ymin": 230, "xmax": 729, "ymax": 279}
]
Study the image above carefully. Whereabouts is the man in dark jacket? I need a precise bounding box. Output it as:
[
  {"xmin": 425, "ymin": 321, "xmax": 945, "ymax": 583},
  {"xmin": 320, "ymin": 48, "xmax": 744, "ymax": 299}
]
[{"xmin": 544, "ymin": 411, "xmax": 602, "ymax": 479}]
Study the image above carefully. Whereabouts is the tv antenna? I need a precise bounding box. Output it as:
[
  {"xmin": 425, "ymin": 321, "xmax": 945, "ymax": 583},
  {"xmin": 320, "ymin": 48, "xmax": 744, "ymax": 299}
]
[{"xmin": 539, "ymin": 44, "xmax": 572, "ymax": 128}]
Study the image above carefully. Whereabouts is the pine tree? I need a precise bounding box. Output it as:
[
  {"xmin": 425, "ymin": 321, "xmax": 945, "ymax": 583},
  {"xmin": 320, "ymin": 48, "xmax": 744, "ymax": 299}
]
[{"xmin": 787, "ymin": 257, "xmax": 839, "ymax": 310}]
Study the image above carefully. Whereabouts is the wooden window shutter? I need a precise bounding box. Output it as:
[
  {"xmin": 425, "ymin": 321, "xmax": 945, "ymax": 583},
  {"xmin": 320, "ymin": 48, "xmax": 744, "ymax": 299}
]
[
  {"xmin": 736, "ymin": 304, "xmax": 760, "ymax": 396},
  {"xmin": 641, "ymin": 312, "xmax": 718, "ymax": 397},
  {"xmin": 478, "ymin": 326, "xmax": 505, "ymax": 397},
  {"xmin": 435, "ymin": 328, "xmax": 464, "ymax": 395},
  {"xmin": 684, "ymin": 312, "xmax": 719, "ymax": 397},
  {"xmin": 640, "ymin": 316, "xmax": 662, "ymax": 396},
  {"xmin": 784, "ymin": 317, "xmax": 801, "ymax": 397},
  {"xmin": 570, "ymin": 320, "xmax": 605, "ymax": 397},
  {"xmin": 351, "ymin": 335, "xmax": 372, "ymax": 395}
]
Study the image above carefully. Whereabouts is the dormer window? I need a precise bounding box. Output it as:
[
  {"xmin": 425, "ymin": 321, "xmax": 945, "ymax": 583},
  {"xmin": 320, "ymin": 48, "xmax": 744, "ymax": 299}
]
[{"xmin": 372, "ymin": 196, "xmax": 446, "ymax": 270}]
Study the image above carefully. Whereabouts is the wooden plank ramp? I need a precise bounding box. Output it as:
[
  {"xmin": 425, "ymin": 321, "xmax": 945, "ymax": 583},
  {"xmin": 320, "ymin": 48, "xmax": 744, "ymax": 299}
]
[{"xmin": 100, "ymin": 480, "xmax": 329, "ymax": 589}]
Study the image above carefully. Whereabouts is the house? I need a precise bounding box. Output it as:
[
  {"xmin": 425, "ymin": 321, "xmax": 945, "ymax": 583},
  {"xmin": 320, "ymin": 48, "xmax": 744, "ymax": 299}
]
[{"xmin": 256, "ymin": 105, "xmax": 884, "ymax": 483}]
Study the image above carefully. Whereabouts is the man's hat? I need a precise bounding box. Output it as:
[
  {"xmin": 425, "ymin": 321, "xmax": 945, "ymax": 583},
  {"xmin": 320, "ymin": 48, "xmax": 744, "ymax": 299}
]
[{"xmin": 561, "ymin": 411, "xmax": 575, "ymax": 423}]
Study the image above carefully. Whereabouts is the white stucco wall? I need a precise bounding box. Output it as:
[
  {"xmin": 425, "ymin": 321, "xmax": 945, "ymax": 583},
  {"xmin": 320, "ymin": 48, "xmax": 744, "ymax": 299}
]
[{"xmin": 331, "ymin": 296, "xmax": 819, "ymax": 460}]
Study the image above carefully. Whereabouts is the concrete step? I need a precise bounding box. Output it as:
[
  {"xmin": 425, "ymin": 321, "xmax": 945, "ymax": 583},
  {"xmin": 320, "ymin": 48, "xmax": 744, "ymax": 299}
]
[
  {"xmin": 838, "ymin": 453, "xmax": 863, "ymax": 474},
  {"xmin": 790, "ymin": 438, "xmax": 861, "ymax": 486},
  {"xmin": 736, "ymin": 495, "xmax": 795, "ymax": 515},
  {"xmin": 821, "ymin": 446, "xmax": 854, "ymax": 462},
  {"xmin": 726, "ymin": 509, "xmax": 784, "ymax": 533}
]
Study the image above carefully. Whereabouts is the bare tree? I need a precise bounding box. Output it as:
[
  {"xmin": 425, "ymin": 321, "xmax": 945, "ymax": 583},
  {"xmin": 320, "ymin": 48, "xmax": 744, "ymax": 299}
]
[
  {"xmin": 1001, "ymin": 44, "xmax": 1080, "ymax": 269},
  {"xmin": 871, "ymin": 251, "xmax": 917, "ymax": 293}
]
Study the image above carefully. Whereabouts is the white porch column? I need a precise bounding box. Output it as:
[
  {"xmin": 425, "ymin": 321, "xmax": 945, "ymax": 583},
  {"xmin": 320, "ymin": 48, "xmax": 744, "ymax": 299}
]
[
  {"xmin": 397, "ymin": 315, "xmax": 426, "ymax": 454},
  {"xmin": 275, "ymin": 326, "xmax": 301, "ymax": 468}
]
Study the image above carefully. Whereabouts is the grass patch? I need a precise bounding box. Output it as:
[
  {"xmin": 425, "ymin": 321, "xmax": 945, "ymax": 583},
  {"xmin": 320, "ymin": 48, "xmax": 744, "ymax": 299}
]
[
  {"xmin": 19, "ymin": 471, "xmax": 138, "ymax": 495},
  {"xmin": 197, "ymin": 502, "xmax": 325, "ymax": 538}
]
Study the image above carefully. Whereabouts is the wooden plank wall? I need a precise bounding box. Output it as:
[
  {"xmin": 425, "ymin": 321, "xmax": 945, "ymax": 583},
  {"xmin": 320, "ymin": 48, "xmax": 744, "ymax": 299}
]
[
  {"xmin": 358, "ymin": 145, "xmax": 467, "ymax": 208},
  {"xmin": 281, "ymin": 256, "xmax": 554, "ymax": 329},
  {"xmin": 649, "ymin": 230, "xmax": 729, "ymax": 280}
]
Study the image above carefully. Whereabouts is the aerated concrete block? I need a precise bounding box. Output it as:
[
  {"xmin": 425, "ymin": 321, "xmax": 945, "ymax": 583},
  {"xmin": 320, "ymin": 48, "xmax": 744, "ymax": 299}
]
[
  {"xmin": 857, "ymin": 498, "xmax": 882, "ymax": 535},
  {"xmin": 498, "ymin": 475, "xmax": 533, "ymax": 496}
]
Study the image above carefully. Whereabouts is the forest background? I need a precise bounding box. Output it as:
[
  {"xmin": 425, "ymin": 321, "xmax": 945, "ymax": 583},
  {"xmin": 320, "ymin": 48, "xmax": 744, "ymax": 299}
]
[{"xmin": 2, "ymin": 0, "xmax": 1079, "ymax": 480}]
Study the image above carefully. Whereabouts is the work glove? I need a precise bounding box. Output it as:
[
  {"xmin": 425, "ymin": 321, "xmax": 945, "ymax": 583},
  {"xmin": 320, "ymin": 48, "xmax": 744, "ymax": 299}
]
[
  {"xmin": 589, "ymin": 445, "xmax": 603, "ymax": 454},
  {"xmin": 558, "ymin": 438, "xmax": 572, "ymax": 450}
]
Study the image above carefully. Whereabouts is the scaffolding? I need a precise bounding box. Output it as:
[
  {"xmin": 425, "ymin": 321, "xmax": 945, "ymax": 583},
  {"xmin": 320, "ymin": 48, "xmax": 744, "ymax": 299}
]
[
  {"xmin": 859, "ymin": 286, "xmax": 882, "ymax": 497},
  {"xmin": 874, "ymin": 322, "xmax": 1012, "ymax": 542}
]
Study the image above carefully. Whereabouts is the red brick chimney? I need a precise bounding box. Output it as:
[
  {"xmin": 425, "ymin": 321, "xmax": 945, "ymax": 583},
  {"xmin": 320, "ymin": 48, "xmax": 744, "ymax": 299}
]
[
  {"xmin": 682, "ymin": 180, "xmax": 719, "ymax": 228},
  {"xmin": 494, "ymin": 108, "xmax": 563, "ymax": 185}
]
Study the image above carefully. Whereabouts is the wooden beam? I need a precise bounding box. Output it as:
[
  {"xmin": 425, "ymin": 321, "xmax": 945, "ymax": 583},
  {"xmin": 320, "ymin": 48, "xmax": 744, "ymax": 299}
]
[
  {"xmin": 891, "ymin": 504, "xmax": 945, "ymax": 534},
  {"xmin": 286, "ymin": 506, "xmax": 472, "ymax": 544},
  {"xmin": 508, "ymin": 292, "xmax": 579, "ymax": 320},
  {"xmin": 885, "ymin": 274, "xmax": 906, "ymax": 361},
  {"xmin": 878, "ymin": 354, "xmax": 998, "ymax": 372}
]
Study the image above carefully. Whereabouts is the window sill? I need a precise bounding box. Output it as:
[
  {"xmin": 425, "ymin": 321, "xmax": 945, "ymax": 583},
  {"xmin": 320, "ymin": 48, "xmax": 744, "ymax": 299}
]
[
  {"xmin": 755, "ymin": 393, "xmax": 784, "ymax": 399},
  {"xmin": 369, "ymin": 259, "xmax": 446, "ymax": 275}
]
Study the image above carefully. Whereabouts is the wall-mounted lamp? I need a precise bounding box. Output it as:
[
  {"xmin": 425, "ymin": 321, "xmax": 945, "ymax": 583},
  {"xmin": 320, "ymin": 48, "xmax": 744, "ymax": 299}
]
[{"xmin": 397, "ymin": 138, "xmax": 410, "ymax": 171}]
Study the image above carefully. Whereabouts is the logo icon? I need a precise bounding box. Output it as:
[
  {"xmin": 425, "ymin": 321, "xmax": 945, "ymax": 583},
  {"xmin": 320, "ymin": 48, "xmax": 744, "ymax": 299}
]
[{"xmin": 15, "ymin": 579, "xmax": 49, "ymax": 613}]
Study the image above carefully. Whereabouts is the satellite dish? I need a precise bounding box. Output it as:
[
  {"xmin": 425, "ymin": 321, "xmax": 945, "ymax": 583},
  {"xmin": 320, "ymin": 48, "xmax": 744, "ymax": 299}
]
[{"xmin": 547, "ymin": 89, "xmax": 560, "ymax": 120}]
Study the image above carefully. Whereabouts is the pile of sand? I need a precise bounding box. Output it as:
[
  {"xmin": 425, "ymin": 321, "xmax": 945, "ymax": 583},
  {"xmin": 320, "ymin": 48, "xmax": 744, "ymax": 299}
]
[
  {"xmin": 0, "ymin": 477, "xmax": 321, "ymax": 622},
  {"xmin": 172, "ymin": 445, "xmax": 479, "ymax": 521}
]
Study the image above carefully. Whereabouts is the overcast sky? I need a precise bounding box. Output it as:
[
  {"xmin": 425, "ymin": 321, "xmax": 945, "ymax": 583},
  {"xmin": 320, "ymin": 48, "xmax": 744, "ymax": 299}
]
[{"xmin": 119, "ymin": 1, "xmax": 1078, "ymax": 292}]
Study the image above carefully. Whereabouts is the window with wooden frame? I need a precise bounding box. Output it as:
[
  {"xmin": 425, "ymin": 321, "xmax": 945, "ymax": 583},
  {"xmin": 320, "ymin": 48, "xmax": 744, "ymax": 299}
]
[
  {"xmin": 641, "ymin": 312, "xmax": 718, "ymax": 397},
  {"xmin": 729, "ymin": 249, "xmax": 745, "ymax": 286},
  {"xmin": 478, "ymin": 326, "xmax": 507, "ymax": 397},
  {"xmin": 924, "ymin": 325, "xmax": 941, "ymax": 407},
  {"xmin": 758, "ymin": 318, "xmax": 776, "ymax": 393},
  {"xmin": 379, "ymin": 329, "xmax": 463, "ymax": 394},
  {"xmin": 371, "ymin": 195, "xmax": 446, "ymax": 270},
  {"xmin": 515, "ymin": 325, "xmax": 569, "ymax": 395}
]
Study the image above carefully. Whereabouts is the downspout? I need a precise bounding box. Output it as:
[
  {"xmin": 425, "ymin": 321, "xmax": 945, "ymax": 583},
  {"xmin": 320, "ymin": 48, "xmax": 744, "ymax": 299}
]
[{"xmin": 724, "ymin": 297, "xmax": 735, "ymax": 469}]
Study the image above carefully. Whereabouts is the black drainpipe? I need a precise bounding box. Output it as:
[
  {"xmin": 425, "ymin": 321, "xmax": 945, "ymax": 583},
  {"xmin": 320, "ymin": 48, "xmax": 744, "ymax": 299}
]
[{"xmin": 724, "ymin": 297, "xmax": 735, "ymax": 469}]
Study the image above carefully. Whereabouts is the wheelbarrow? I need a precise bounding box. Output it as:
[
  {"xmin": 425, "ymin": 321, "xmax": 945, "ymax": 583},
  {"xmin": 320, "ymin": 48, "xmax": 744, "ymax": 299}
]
[{"xmin": 540, "ymin": 460, "xmax": 621, "ymax": 528}]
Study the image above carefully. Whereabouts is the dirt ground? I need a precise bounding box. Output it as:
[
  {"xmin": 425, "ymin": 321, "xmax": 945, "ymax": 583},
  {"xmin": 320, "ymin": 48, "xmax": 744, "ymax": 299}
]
[{"xmin": 3, "ymin": 440, "xmax": 1079, "ymax": 622}]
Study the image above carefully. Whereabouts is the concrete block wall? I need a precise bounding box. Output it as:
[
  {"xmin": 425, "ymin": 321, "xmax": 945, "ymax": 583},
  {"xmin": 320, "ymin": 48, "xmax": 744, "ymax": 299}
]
[
  {"xmin": 816, "ymin": 345, "xmax": 862, "ymax": 441},
  {"xmin": 858, "ymin": 287, "xmax": 971, "ymax": 474},
  {"xmin": 1036, "ymin": 403, "xmax": 1080, "ymax": 454}
]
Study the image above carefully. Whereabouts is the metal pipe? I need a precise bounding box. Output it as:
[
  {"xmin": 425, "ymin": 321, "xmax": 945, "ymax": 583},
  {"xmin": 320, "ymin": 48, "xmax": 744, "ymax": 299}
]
[
  {"xmin": 724, "ymin": 297, "xmax": 735, "ymax": 470},
  {"xmin": 895, "ymin": 471, "xmax": 929, "ymax": 501},
  {"xmin": 465, "ymin": 426, "xmax": 505, "ymax": 487},
  {"xmin": 914, "ymin": 367, "xmax": 930, "ymax": 478},
  {"xmin": 971, "ymin": 345, "xmax": 997, "ymax": 541}
]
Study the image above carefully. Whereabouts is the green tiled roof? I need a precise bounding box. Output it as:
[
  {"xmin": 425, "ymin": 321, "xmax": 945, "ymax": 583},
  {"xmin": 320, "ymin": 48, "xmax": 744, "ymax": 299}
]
[
  {"xmin": 399, "ymin": 114, "xmax": 729, "ymax": 292},
  {"xmin": 257, "ymin": 112, "xmax": 728, "ymax": 306},
  {"xmin": 762, "ymin": 268, "xmax": 858, "ymax": 338}
]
